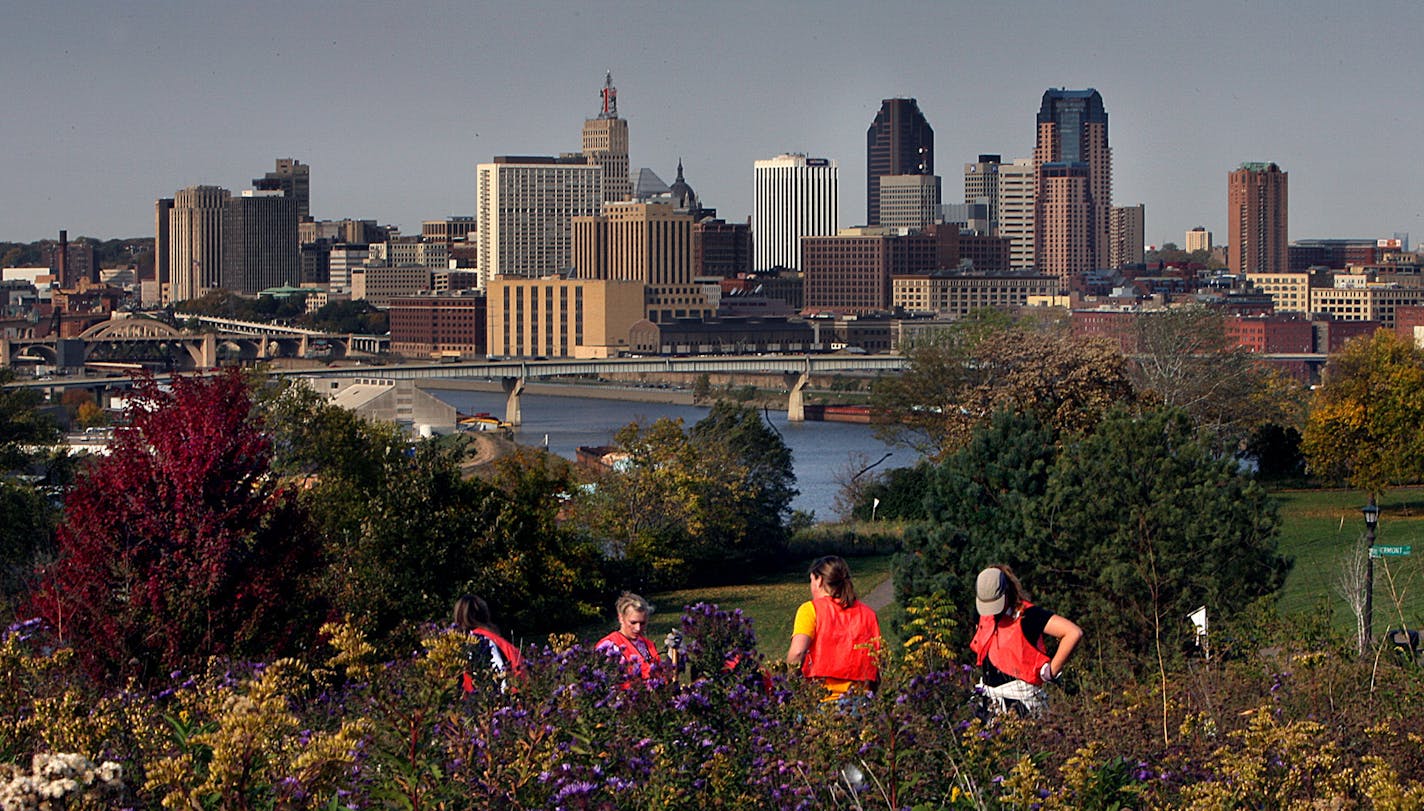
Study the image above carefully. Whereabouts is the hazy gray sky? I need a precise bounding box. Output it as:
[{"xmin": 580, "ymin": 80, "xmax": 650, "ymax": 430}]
[{"xmin": 3, "ymin": 0, "xmax": 1421, "ymax": 248}]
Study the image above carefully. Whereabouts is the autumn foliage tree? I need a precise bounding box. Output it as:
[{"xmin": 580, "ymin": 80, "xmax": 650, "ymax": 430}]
[
  {"xmin": 873, "ymin": 316, "xmax": 1135, "ymax": 459},
  {"xmin": 1302, "ymin": 329, "xmax": 1424, "ymax": 495},
  {"xmin": 571, "ymin": 402, "xmax": 796, "ymax": 587},
  {"xmin": 27, "ymin": 371, "xmax": 322, "ymax": 680}
]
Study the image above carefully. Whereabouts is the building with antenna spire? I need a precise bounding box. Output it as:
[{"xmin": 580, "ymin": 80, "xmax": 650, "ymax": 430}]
[{"xmin": 583, "ymin": 72, "xmax": 632, "ymax": 204}]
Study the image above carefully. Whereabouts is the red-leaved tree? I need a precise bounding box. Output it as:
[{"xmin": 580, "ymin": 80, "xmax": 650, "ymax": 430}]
[{"xmin": 27, "ymin": 370, "xmax": 322, "ymax": 681}]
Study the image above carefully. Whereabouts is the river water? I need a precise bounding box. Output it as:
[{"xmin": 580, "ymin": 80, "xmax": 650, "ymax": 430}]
[{"xmin": 426, "ymin": 388, "xmax": 912, "ymax": 519}]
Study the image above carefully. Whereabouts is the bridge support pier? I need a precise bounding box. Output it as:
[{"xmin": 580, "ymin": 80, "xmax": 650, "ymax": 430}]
[
  {"xmin": 199, "ymin": 334, "xmax": 217, "ymax": 368},
  {"xmin": 501, "ymin": 376, "xmax": 526, "ymax": 427},
  {"xmin": 786, "ymin": 371, "xmax": 810, "ymax": 422}
]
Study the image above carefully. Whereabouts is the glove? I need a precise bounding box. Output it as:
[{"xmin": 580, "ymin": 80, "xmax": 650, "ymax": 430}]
[
  {"xmin": 664, "ymin": 630, "xmax": 683, "ymax": 653},
  {"xmin": 1039, "ymin": 662, "xmax": 1057, "ymax": 683}
]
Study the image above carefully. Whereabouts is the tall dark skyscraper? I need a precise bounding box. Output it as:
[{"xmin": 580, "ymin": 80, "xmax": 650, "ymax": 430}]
[
  {"xmin": 1033, "ymin": 88, "xmax": 1111, "ymax": 283},
  {"xmin": 866, "ymin": 98, "xmax": 933, "ymax": 226}
]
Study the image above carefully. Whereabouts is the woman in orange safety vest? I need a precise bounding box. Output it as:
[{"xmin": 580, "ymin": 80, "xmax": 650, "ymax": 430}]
[
  {"xmin": 969, "ymin": 565, "xmax": 1082, "ymax": 716},
  {"xmin": 785, "ymin": 555, "xmax": 881, "ymax": 701},
  {"xmin": 596, "ymin": 591, "xmax": 664, "ymax": 685},
  {"xmin": 454, "ymin": 593, "xmax": 524, "ymax": 693}
]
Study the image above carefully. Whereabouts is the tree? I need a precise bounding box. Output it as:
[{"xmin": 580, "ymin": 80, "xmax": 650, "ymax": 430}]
[
  {"xmin": 571, "ymin": 404, "xmax": 796, "ymax": 587},
  {"xmin": 691, "ymin": 374, "xmax": 712, "ymax": 404},
  {"xmin": 1038, "ymin": 409, "xmax": 1287, "ymax": 665},
  {"xmin": 27, "ymin": 371, "xmax": 323, "ymax": 680},
  {"xmin": 896, "ymin": 408, "xmax": 1288, "ymax": 669},
  {"xmin": 1130, "ymin": 307, "xmax": 1305, "ymax": 452},
  {"xmin": 873, "ymin": 318, "xmax": 1134, "ymax": 459},
  {"xmin": 689, "ymin": 400, "xmax": 797, "ymax": 553},
  {"xmin": 0, "ymin": 370, "xmax": 65, "ymax": 607},
  {"xmin": 1301, "ymin": 329, "xmax": 1424, "ymax": 495},
  {"xmin": 259, "ymin": 379, "xmax": 603, "ymax": 646},
  {"xmin": 894, "ymin": 410, "xmax": 1059, "ymax": 612}
]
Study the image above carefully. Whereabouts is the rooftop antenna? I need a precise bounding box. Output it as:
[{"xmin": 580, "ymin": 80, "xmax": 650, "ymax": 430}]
[{"xmin": 599, "ymin": 71, "xmax": 618, "ymax": 119}]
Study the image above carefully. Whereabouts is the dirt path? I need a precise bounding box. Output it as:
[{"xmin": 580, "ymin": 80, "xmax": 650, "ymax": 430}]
[{"xmin": 862, "ymin": 573, "xmax": 896, "ymax": 612}]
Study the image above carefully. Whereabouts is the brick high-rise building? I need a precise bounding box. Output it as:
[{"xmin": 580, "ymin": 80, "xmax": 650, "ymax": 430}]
[
  {"xmin": 582, "ymin": 72, "xmax": 632, "ymax": 205},
  {"xmin": 801, "ymin": 226, "xmax": 953, "ymax": 315},
  {"xmin": 388, "ymin": 292, "xmax": 488, "ymax": 359},
  {"xmin": 693, "ymin": 218, "xmax": 752, "ymax": 278},
  {"xmin": 1185, "ymin": 226, "xmax": 1213, "ymax": 253},
  {"xmin": 753, "ymin": 153, "xmax": 838, "ymax": 271},
  {"xmin": 1034, "ymin": 88, "xmax": 1112, "ymax": 282},
  {"xmin": 866, "ymin": 98, "xmax": 933, "ymax": 225},
  {"xmin": 1228, "ymin": 162, "xmax": 1288, "ymax": 275}
]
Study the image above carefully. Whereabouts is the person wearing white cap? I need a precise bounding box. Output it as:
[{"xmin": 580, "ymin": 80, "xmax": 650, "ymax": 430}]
[{"xmin": 969, "ymin": 565, "xmax": 1082, "ymax": 716}]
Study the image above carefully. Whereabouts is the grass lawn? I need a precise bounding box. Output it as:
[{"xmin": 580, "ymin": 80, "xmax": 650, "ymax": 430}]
[{"xmin": 1272, "ymin": 487, "xmax": 1424, "ymax": 632}]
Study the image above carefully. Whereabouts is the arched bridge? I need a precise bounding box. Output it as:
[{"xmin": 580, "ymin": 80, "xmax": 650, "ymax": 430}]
[{"xmin": 2, "ymin": 315, "xmax": 387, "ymax": 371}]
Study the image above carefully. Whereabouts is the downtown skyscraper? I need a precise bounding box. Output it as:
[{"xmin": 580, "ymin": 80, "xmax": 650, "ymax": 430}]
[
  {"xmin": 753, "ymin": 153, "xmax": 838, "ymax": 271},
  {"xmin": 866, "ymin": 98, "xmax": 933, "ymax": 226},
  {"xmin": 1033, "ymin": 88, "xmax": 1112, "ymax": 284},
  {"xmin": 1228, "ymin": 162, "xmax": 1288, "ymax": 275},
  {"xmin": 582, "ymin": 73, "xmax": 631, "ymax": 205}
]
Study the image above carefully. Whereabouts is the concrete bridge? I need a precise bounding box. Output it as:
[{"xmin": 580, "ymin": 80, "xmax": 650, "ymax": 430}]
[{"xmin": 299, "ymin": 354, "xmax": 908, "ymax": 425}]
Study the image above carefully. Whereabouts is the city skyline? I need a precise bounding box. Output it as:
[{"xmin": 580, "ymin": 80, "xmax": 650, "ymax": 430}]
[{"xmin": 2, "ymin": 1, "xmax": 1422, "ymax": 247}]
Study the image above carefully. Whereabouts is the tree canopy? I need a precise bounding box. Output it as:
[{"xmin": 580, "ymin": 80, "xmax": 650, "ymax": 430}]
[
  {"xmin": 1301, "ymin": 329, "xmax": 1424, "ymax": 495},
  {"xmin": 873, "ymin": 317, "xmax": 1134, "ymax": 459},
  {"xmin": 896, "ymin": 408, "xmax": 1288, "ymax": 668},
  {"xmin": 570, "ymin": 401, "xmax": 796, "ymax": 587},
  {"xmin": 1130, "ymin": 306, "xmax": 1306, "ymax": 453},
  {"xmin": 28, "ymin": 371, "xmax": 323, "ymax": 680}
]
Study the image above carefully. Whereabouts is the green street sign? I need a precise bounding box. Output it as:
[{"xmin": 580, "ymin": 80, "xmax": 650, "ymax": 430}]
[{"xmin": 1370, "ymin": 545, "xmax": 1412, "ymax": 558}]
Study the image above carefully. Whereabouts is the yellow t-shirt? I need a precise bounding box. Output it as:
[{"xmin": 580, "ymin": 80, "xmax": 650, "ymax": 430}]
[{"xmin": 793, "ymin": 600, "xmax": 855, "ymax": 700}]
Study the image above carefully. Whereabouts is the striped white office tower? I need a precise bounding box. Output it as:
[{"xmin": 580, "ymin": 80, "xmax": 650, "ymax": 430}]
[{"xmin": 753, "ymin": 154, "xmax": 838, "ymax": 272}]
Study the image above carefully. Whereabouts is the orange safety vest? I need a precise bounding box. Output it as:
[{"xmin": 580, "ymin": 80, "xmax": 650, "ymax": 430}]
[
  {"xmin": 461, "ymin": 627, "xmax": 524, "ymax": 693},
  {"xmin": 803, "ymin": 597, "xmax": 881, "ymax": 683},
  {"xmin": 970, "ymin": 601, "xmax": 1051, "ymax": 686},
  {"xmin": 597, "ymin": 630, "xmax": 661, "ymax": 682}
]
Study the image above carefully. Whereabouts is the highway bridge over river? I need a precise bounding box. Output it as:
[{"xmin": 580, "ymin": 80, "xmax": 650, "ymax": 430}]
[{"xmin": 4, "ymin": 354, "xmax": 908, "ymax": 424}]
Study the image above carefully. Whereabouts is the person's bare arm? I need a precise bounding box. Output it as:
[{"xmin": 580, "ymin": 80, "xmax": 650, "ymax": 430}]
[
  {"xmin": 786, "ymin": 633, "xmax": 812, "ymax": 667},
  {"xmin": 1042, "ymin": 614, "xmax": 1082, "ymax": 679}
]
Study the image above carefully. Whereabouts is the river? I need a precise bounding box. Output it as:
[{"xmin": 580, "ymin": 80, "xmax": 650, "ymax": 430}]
[{"xmin": 425, "ymin": 388, "xmax": 912, "ymax": 519}]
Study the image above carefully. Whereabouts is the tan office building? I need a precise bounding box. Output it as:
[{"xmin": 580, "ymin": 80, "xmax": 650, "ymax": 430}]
[
  {"xmin": 1247, "ymin": 271, "xmax": 1311, "ymax": 313},
  {"xmin": 997, "ymin": 158, "xmax": 1037, "ymax": 271},
  {"xmin": 166, "ymin": 185, "xmax": 231, "ymax": 304},
  {"xmin": 1310, "ymin": 284, "xmax": 1424, "ymax": 329},
  {"xmin": 583, "ymin": 73, "xmax": 631, "ymax": 204},
  {"xmin": 879, "ymin": 174, "xmax": 942, "ymax": 229},
  {"xmin": 572, "ymin": 201, "xmax": 712, "ymax": 323},
  {"xmin": 1185, "ymin": 226, "xmax": 1212, "ymax": 253},
  {"xmin": 892, "ymin": 272, "xmax": 1058, "ymax": 318},
  {"xmin": 486, "ymin": 276, "xmax": 645, "ymax": 358}
]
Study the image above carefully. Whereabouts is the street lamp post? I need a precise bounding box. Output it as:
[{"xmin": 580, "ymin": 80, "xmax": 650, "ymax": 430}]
[{"xmin": 1362, "ymin": 498, "xmax": 1380, "ymax": 649}]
